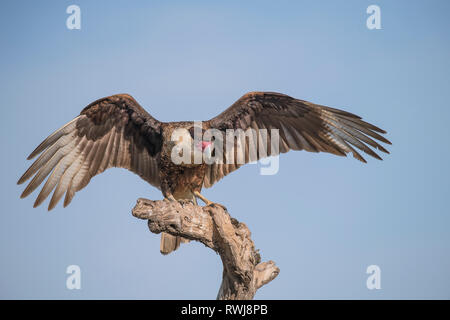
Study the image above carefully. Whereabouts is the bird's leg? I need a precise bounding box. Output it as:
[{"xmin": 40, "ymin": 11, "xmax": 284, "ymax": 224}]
[
  {"xmin": 193, "ymin": 191, "xmax": 209, "ymax": 204},
  {"xmin": 193, "ymin": 191, "xmax": 227, "ymax": 211}
]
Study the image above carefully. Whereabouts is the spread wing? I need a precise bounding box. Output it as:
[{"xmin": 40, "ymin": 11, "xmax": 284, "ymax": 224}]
[
  {"xmin": 204, "ymin": 91, "xmax": 391, "ymax": 187},
  {"xmin": 18, "ymin": 94, "xmax": 163, "ymax": 210}
]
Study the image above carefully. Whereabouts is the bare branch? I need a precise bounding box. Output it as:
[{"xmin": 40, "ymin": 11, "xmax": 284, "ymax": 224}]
[{"xmin": 132, "ymin": 198, "xmax": 280, "ymax": 300}]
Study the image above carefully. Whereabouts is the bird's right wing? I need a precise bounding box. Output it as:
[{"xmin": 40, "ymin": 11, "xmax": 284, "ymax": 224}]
[{"xmin": 18, "ymin": 94, "xmax": 163, "ymax": 210}]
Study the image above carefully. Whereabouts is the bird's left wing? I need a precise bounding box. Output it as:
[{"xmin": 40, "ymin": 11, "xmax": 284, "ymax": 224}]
[
  {"xmin": 204, "ymin": 91, "xmax": 391, "ymax": 187},
  {"xmin": 18, "ymin": 94, "xmax": 163, "ymax": 210}
]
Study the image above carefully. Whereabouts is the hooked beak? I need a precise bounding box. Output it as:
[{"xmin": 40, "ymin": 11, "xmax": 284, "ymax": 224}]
[{"xmin": 196, "ymin": 141, "xmax": 212, "ymax": 152}]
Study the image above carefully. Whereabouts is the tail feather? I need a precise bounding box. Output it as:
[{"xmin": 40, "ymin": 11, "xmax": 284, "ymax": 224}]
[
  {"xmin": 159, "ymin": 193, "xmax": 194, "ymax": 255},
  {"xmin": 160, "ymin": 232, "xmax": 181, "ymax": 255}
]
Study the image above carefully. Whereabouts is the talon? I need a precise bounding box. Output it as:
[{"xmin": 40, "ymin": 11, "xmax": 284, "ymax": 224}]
[
  {"xmin": 164, "ymin": 195, "xmax": 176, "ymax": 202},
  {"xmin": 178, "ymin": 199, "xmax": 191, "ymax": 205},
  {"xmin": 207, "ymin": 202, "xmax": 227, "ymax": 211}
]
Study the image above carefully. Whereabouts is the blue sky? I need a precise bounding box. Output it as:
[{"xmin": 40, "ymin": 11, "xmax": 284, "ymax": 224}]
[{"xmin": 0, "ymin": 0, "xmax": 449, "ymax": 299}]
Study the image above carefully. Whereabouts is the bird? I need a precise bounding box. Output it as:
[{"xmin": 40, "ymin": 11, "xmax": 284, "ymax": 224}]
[{"xmin": 18, "ymin": 91, "xmax": 391, "ymax": 254}]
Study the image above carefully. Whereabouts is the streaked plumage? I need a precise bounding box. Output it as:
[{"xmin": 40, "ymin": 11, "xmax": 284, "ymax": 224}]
[{"xmin": 18, "ymin": 91, "xmax": 391, "ymax": 253}]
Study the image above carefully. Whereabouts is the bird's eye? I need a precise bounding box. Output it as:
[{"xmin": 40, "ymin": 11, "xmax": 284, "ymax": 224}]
[
  {"xmin": 188, "ymin": 127, "xmax": 196, "ymax": 139},
  {"xmin": 189, "ymin": 127, "xmax": 204, "ymax": 140}
]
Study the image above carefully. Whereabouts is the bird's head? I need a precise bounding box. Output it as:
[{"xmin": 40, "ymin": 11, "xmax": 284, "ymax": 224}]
[
  {"xmin": 166, "ymin": 124, "xmax": 214, "ymax": 166},
  {"xmin": 188, "ymin": 126, "xmax": 213, "ymax": 153}
]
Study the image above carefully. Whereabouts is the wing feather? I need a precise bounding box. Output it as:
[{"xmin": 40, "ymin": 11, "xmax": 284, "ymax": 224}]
[
  {"xmin": 34, "ymin": 137, "xmax": 83, "ymax": 208},
  {"xmin": 63, "ymin": 139, "xmax": 94, "ymax": 208},
  {"xmin": 49, "ymin": 137, "xmax": 89, "ymax": 210},
  {"xmin": 27, "ymin": 117, "xmax": 79, "ymax": 160},
  {"xmin": 205, "ymin": 91, "xmax": 391, "ymax": 187},
  {"xmin": 18, "ymin": 94, "xmax": 163, "ymax": 210}
]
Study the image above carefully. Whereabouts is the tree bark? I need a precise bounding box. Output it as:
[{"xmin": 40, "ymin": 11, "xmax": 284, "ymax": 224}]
[{"xmin": 132, "ymin": 198, "xmax": 280, "ymax": 300}]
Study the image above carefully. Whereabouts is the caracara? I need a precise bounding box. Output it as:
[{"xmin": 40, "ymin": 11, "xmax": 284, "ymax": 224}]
[{"xmin": 18, "ymin": 92, "xmax": 391, "ymax": 254}]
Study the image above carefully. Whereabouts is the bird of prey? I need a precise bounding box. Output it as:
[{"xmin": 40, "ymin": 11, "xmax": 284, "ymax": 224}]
[{"xmin": 18, "ymin": 92, "xmax": 391, "ymax": 254}]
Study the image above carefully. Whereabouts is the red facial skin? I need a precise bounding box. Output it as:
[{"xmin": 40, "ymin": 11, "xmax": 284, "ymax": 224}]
[
  {"xmin": 195, "ymin": 141, "xmax": 212, "ymax": 152},
  {"xmin": 201, "ymin": 141, "xmax": 212, "ymax": 151}
]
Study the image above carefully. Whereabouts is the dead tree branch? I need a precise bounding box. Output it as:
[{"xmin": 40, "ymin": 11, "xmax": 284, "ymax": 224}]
[{"xmin": 132, "ymin": 198, "xmax": 280, "ymax": 300}]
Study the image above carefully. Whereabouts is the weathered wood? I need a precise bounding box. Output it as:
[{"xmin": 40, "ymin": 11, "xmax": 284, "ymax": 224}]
[{"xmin": 132, "ymin": 198, "xmax": 280, "ymax": 300}]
